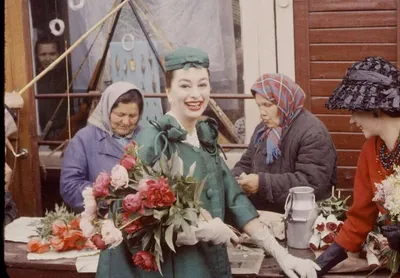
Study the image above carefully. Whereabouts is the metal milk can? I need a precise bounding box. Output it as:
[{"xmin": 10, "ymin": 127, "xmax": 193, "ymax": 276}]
[{"xmin": 284, "ymin": 186, "xmax": 319, "ymax": 249}]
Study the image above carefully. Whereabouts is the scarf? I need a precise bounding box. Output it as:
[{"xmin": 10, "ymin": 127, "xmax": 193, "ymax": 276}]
[
  {"xmin": 251, "ymin": 73, "xmax": 305, "ymax": 164},
  {"xmin": 87, "ymin": 81, "xmax": 144, "ymax": 138}
]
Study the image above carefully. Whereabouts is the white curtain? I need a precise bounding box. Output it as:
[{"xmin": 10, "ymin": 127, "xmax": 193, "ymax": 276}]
[{"xmin": 68, "ymin": 0, "xmax": 238, "ymax": 107}]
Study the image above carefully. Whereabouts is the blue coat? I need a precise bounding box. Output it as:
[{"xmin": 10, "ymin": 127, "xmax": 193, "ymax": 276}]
[{"xmin": 60, "ymin": 125, "xmax": 140, "ymax": 212}]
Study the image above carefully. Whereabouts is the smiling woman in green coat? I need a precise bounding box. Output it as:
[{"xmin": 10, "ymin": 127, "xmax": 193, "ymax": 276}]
[{"xmin": 96, "ymin": 47, "xmax": 320, "ymax": 278}]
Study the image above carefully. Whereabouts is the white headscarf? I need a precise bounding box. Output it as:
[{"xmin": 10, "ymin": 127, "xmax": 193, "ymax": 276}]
[{"xmin": 87, "ymin": 81, "xmax": 144, "ymax": 136}]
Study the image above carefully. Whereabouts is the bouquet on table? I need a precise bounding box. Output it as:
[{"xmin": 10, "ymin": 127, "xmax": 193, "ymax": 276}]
[
  {"xmin": 27, "ymin": 204, "xmax": 95, "ymax": 253},
  {"xmin": 80, "ymin": 141, "xmax": 206, "ymax": 274},
  {"xmin": 373, "ymin": 165, "xmax": 400, "ymax": 277},
  {"xmin": 308, "ymin": 189, "xmax": 349, "ymax": 251}
]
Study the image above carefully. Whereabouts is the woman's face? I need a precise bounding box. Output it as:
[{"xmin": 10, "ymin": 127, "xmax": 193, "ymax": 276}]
[
  {"xmin": 254, "ymin": 94, "xmax": 280, "ymax": 128},
  {"xmin": 350, "ymin": 111, "xmax": 381, "ymax": 138},
  {"xmin": 167, "ymin": 67, "xmax": 210, "ymax": 122},
  {"xmin": 110, "ymin": 102, "xmax": 140, "ymax": 136}
]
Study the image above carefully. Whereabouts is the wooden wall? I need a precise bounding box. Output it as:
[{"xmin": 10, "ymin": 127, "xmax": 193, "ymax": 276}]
[{"xmin": 294, "ymin": 0, "xmax": 400, "ymax": 192}]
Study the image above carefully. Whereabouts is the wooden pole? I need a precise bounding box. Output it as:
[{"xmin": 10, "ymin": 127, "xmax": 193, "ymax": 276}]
[{"xmin": 18, "ymin": 0, "xmax": 130, "ymax": 96}]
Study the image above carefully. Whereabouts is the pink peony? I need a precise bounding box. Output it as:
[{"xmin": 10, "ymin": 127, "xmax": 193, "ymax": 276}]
[
  {"xmin": 120, "ymin": 154, "xmax": 136, "ymax": 171},
  {"xmin": 132, "ymin": 251, "xmax": 158, "ymax": 271},
  {"xmin": 92, "ymin": 171, "xmax": 111, "ymax": 197},
  {"xmin": 123, "ymin": 193, "xmax": 144, "ymax": 213}
]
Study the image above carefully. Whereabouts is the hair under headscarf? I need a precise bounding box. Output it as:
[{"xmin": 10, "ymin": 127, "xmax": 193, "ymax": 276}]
[
  {"xmin": 251, "ymin": 73, "xmax": 306, "ymax": 164},
  {"xmin": 87, "ymin": 81, "xmax": 144, "ymax": 136}
]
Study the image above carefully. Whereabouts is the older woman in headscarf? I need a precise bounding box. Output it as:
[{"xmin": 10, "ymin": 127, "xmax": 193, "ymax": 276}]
[
  {"xmin": 60, "ymin": 82, "xmax": 144, "ymax": 212},
  {"xmin": 231, "ymin": 73, "xmax": 337, "ymax": 213}
]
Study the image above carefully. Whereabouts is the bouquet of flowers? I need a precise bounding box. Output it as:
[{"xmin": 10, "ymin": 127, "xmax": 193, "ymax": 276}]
[
  {"xmin": 80, "ymin": 141, "xmax": 205, "ymax": 274},
  {"xmin": 373, "ymin": 165, "xmax": 400, "ymax": 277},
  {"xmin": 27, "ymin": 204, "xmax": 94, "ymax": 253},
  {"xmin": 308, "ymin": 188, "xmax": 349, "ymax": 251}
]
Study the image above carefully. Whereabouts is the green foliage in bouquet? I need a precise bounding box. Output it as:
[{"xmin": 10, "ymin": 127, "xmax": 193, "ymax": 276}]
[
  {"xmin": 88, "ymin": 141, "xmax": 206, "ymax": 273},
  {"xmin": 317, "ymin": 188, "xmax": 350, "ymax": 221}
]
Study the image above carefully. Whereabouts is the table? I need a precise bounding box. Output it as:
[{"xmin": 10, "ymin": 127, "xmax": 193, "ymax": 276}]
[{"xmin": 5, "ymin": 241, "xmax": 389, "ymax": 277}]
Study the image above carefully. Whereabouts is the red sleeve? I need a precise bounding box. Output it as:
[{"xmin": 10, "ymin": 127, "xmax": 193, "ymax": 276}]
[{"xmin": 335, "ymin": 139, "xmax": 379, "ymax": 252}]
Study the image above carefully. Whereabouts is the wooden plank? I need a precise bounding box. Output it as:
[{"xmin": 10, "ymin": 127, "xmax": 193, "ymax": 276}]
[
  {"xmin": 317, "ymin": 115, "xmax": 359, "ymax": 132},
  {"xmin": 310, "ymin": 79, "xmax": 342, "ymax": 96},
  {"xmin": 331, "ymin": 133, "xmax": 366, "ymax": 149},
  {"xmin": 311, "ymin": 97, "xmax": 351, "ymax": 114},
  {"xmin": 337, "ymin": 166, "xmax": 356, "ymax": 189},
  {"xmin": 6, "ymin": 0, "xmax": 42, "ymax": 216},
  {"xmin": 293, "ymin": 0, "xmax": 311, "ymax": 109},
  {"xmin": 310, "ymin": 62, "xmax": 352, "ymax": 79},
  {"xmin": 309, "ymin": 0, "xmax": 397, "ymax": 12},
  {"xmin": 310, "ymin": 44, "xmax": 397, "ymax": 61},
  {"xmin": 310, "ymin": 27, "xmax": 397, "ymax": 43},
  {"xmin": 337, "ymin": 150, "xmax": 361, "ymax": 166},
  {"xmin": 309, "ymin": 11, "xmax": 397, "ymax": 28}
]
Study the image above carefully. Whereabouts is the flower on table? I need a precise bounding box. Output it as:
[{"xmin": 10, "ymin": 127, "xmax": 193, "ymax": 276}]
[{"xmin": 132, "ymin": 251, "xmax": 158, "ymax": 272}]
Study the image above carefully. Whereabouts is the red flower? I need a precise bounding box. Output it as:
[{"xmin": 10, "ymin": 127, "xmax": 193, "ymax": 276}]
[
  {"xmin": 122, "ymin": 212, "xmax": 143, "ymax": 234},
  {"xmin": 326, "ymin": 222, "xmax": 338, "ymax": 232},
  {"xmin": 123, "ymin": 193, "xmax": 144, "ymax": 213},
  {"xmin": 309, "ymin": 242, "xmax": 318, "ymax": 251},
  {"xmin": 93, "ymin": 171, "xmax": 111, "ymax": 197},
  {"xmin": 51, "ymin": 220, "xmax": 68, "ymax": 237},
  {"xmin": 141, "ymin": 177, "xmax": 176, "ymax": 208},
  {"xmin": 27, "ymin": 237, "xmax": 50, "ymax": 253},
  {"xmin": 322, "ymin": 232, "xmax": 336, "ymax": 244},
  {"xmin": 69, "ymin": 216, "xmax": 80, "ymax": 230},
  {"xmin": 132, "ymin": 251, "xmax": 158, "ymax": 271},
  {"xmin": 91, "ymin": 234, "xmax": 107, "ymax": 250},
  {"xmin": 120, "ymin": 154, "xmax": 136, "ymax": 171},
  {"xmin": 316, "ymin": 223, "xmax": 325, "ymax": 232}
]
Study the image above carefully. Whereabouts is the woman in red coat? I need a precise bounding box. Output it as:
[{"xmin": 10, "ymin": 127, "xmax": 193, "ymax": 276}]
[{"xmin": 316, "ymin": 56, "xmax": 400, "ymax": 276}]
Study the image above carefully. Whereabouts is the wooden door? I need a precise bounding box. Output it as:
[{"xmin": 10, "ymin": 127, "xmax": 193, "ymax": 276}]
[{"xmin": 293, "ymin": 0, "xmax": 400, "ymax": 192}]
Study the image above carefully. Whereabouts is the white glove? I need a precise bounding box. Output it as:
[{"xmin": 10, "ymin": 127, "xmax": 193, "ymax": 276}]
[
  {"xmin": 251, "ymin": 227, "xmax": 320, "ymax": 278},
  {"xmin": 176, "ymin": 210, "xmax": 239, "ymax": 247}
]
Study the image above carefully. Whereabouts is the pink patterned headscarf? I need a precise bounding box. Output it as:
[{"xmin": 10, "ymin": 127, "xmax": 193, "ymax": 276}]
[{"xmin": 251, "ymin": 73, "xmax": 306, "ymax": 164}]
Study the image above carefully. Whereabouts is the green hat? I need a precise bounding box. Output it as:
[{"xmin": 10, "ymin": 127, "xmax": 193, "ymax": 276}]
[{"xmin": 165, "ymin": 47, "xmax": 210, "ymax": 71}]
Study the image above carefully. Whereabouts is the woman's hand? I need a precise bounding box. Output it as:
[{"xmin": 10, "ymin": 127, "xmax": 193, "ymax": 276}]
[{"xmin": 238, "ymin": 173, "xmax": 259, "ymax": 194}]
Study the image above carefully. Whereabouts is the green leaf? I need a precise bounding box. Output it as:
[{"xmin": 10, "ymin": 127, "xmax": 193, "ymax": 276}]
[
  {"xmin": 165, "ymin": 225, "xmax": 176, "ymax": 253},
  {"xmin": 154, "ymin": 251, "xmax": 163, "ymax": 276},
  {"xmin": 141, "ymin": 232, "xmax": 153, "ymax": 250},
  {"xmin": 154, "ymin": 225, "xmax": 163, "ymax": 259},
  {"xmin": 194, "ymin": 175, "xmax": 208, "ymax": 202},
  {"xmin": 153, "ymin": 209, "xmax": 168, "ymax": 221},
  {"xmin": 169, "ymin": 152, "xmax": 183, "ymax": 177},
  {"xmin": 181, "ymin": 219, "xmax": 192, "ymax": 236},
  {"xmin": 182, "ymin": 208, "xmax": 198, "ymax": 224},
  {"xmin": 159, "ymin": 153, "xmax": 169, "ymax": 175},
  {"xmin": 187, "ymin": 162, "xmax": 196, "ymax": 178}
]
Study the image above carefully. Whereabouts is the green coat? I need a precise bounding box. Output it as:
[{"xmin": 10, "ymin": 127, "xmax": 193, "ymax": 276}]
[{"xmin": 96, "ymin": 115, "xmax": 258, "ymax": 278}]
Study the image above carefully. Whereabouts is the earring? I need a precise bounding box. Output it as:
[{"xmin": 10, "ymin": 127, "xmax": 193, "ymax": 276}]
[{"xmin": 170, "ymin": 100, "xmax": 175, "ymax": 105}]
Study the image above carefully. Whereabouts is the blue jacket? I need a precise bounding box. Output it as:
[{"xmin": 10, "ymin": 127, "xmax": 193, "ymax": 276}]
[{"xmin": 60, "ymin": 125, "xmax": 140, "ymax": 212}]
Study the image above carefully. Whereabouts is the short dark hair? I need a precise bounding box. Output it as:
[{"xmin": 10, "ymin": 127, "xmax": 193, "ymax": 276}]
[
  {"xmin": 111, "ymin": 89, "xmax": 144, "ymax": 115},
  {"xmin": 165, "ymin": 68, "xmax": 210, "ymax": 89},
  {"xmin": 35, "ymin": 37, "xmax": 61, "ymax": 55}
]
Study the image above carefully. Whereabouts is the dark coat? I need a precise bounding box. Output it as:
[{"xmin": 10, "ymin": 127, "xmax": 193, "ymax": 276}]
[{"xmin": 231, "ymin": 109, "xmax": 337, "ymax": 213}]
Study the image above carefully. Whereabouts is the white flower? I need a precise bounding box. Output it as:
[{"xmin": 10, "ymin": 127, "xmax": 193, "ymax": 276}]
[
  {"xmin": 110, "ymin": 165, "xmax": 129, "ymax": 189},
  {"xmin": 80, "ymin": 217, "xmax": 96, "ymax": 238},
  {"xmin": 101, "ymin": 219, "xmax": 123, "ymax": 249},
  {"xmin": 82, "ymin": 187, "xmax": 97, "ymax": 217}
]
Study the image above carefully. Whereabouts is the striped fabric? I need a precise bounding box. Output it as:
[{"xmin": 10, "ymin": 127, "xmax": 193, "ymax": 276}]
[{"xmin": 251, "ymin": 73, "xmax": 306, "ymax": 164}]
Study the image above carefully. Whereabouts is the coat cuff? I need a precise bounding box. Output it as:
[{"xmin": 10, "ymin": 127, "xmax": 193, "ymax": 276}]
[{"xmin": 258, "ymin": 172, "xmax": 273, "ymax": 203}]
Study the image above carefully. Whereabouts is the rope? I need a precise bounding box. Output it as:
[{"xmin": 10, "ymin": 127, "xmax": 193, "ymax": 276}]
[{"xmin": 65, "ymin": 40, "xmax": 72, "ymax": 140}]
